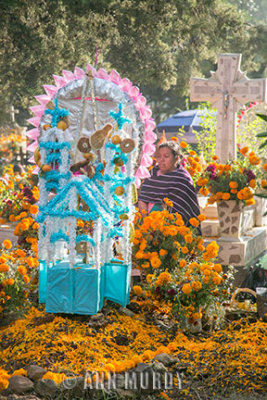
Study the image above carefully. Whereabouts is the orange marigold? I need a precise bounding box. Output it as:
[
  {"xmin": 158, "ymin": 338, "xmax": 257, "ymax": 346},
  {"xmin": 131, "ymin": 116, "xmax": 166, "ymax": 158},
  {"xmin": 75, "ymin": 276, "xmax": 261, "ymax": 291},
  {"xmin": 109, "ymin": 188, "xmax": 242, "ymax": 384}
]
[
  {"xmin": 2, "ymin": 240, "xmax": 12, "ymax": 250},
  {"xmin": 180, "ymin": 141, "xmax": 187, "ymax": 148},
  {"xmin": 182, "ymin": 283, "xmax": 191, "ymax": 295},
  {"xmin": 189, "ymin": 217, "xmax": 199, "ymax": 227},
  {"xmin": 0, "ymin": 264, "xmax": 9, "ymax": 273}
]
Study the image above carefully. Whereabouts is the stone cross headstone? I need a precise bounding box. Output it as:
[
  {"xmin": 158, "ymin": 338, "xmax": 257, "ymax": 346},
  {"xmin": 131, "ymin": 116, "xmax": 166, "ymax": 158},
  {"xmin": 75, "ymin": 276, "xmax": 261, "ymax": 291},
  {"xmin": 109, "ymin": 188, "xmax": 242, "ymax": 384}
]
[
  {"xmin": 190, "ymin": 53, "xmax": 267, "ymax": 162},
  {"xmin": 9, "ymin": 104, "xmax": 19, "ymax": 125}
]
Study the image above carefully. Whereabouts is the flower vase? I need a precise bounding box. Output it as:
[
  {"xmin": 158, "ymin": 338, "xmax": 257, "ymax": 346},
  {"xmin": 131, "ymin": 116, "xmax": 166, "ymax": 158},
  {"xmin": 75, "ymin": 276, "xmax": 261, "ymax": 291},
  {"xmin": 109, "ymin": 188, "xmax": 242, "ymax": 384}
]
[{"xmin": 217, "ymin": 200, "xmax": 243, "ymax": 240}]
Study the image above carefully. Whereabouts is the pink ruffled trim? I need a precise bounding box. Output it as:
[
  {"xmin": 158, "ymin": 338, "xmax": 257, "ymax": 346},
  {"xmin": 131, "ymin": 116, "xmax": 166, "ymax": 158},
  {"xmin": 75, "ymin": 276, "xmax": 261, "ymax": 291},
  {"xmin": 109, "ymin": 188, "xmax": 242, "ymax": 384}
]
[{"xmin": 27, "ymin": 65, "xmax": 156, "ymax": 183}]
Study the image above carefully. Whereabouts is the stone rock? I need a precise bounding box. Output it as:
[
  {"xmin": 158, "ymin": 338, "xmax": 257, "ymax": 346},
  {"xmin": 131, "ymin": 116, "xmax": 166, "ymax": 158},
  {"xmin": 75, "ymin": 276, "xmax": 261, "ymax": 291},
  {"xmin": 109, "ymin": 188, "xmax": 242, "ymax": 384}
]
[
  {"xmin": 34, "ymin": 379, "xmax": 58, "ymax": 399},
  {"xmin": 130, "ymin": 363, "xmax": 158, "ymax": 394},
  {"xmin": 61, "ymin": 376, "xmax": 85, "ymax": 398},
  {"xmin": 27, "ymin": 365, "xmax": 46, "ymax": 382},
  {"xmin": 119, "ymin": 307, "xmax": 134, "ymax": 318},
  {"xmin": 8, "ymin": 376, "xmax": 34, "ymax": 394},
  {"xmin": 150, "ymin": 361, "xmax": 167, "ymax": 373},
  {"xmin": 152, "ymin": 353, "xmax": 179, "ymax": 366},
  {"xmin": 126, "ymin": 302, "xmax": 141, "ymax": 314}
]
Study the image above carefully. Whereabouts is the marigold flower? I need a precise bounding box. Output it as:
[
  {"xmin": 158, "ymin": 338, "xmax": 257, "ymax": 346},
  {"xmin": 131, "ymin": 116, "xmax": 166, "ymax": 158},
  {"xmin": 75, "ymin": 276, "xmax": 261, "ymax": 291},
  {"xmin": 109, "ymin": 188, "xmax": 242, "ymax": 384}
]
[
  {"xmin": 180, "ymin": 141, "xmax": 187, "ymax": 148},
  {"xmin": 263, "ymin": 163, "xmax": 267, "ymax": 171},
  {"xmin": 17, "ymin": 265, "xmax": 27, "ymax": 276},
  {"xmin": 0, "ymin": 264, "xmax": 9, "ymax": 273},
  {"xmin": 213, "ymin": 275, "xmax": 222, "ymax": 285},
  {"xmin": 189, "ymin": 217, "xmax": 199, "ymax": 227},
  {"xmin": 179, "ymin": 259, "xmax": 187, "ymax": 268},
  {"xmin": 150, "ymin": 256, "xmax": 161, "ymax": 269},
  {"xmin": 2, "ymin": 240, "xmax": 12, "ymax": 250},
  {"xmin": 181, "ymin": 246, "xmax": 189, "ymax": 254},
  {"xmin": 246, "ymin": 198, "xmax": 255, "ymax": 206},
  {"xmin": 212, "ymin": 155, "xmax": 218, "ymax": 160},
  {"xmin": 191, "ymin": 281, "xmax": 202, "ymax": 291},
  {"xmin": 23, "ymin": 275, "xmax": 30, "ymax": 284},
  {"xmin": 213, "ymin": 263, "xmax": 222, "ymax": 273},
  {"xmin": 159, "ymin": 249, "xmax": 167, "ymax": 256},
  {"xmin": 156, "ymin": 272, "xmax": 171, "ymax": 286},
  {"xmin": 146, "ymin": 274, "xmax": 154, "ymax": 284},
  {"xmin": 229, "ymin": 181, "xmax": 238, "ymax": 189},
  {"xmin": 182, "ymin": 283, "xmax": 191, "ymax": 295},
  {"xmin": 171, "ymin": 136, "xmax": 179, "ymax": 142},
  {"xmin": 197, "ymin": 214, "xmax": 206, "ymax": 222},
  {"xmin": 261, "ymin": 179, "xmax": 267, "ymax": 188},
  {"xmin": 222, "ymin": 193, "xmax": 230, "ymax": 200},
  {"xmin": 240, "ymin": 146, "xmax": 249, "ymax": 155},
  {"xmin": 249, "ymin": 179, "xmax": 256, "ymax": 189}
]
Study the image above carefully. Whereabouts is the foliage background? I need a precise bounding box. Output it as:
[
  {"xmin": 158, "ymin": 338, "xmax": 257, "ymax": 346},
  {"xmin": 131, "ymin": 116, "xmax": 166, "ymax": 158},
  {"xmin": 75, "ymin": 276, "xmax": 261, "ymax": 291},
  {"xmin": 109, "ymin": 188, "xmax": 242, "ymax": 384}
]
[{"xmin": 0, "ymin": 0, "xmax": 266, "ymax": 126}]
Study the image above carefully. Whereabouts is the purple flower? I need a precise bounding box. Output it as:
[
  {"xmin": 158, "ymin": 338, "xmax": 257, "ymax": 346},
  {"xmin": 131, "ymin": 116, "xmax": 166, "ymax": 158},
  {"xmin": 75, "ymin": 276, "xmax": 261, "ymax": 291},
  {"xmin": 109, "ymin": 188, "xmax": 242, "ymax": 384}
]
[
  {"xmin": 206, "ymin": 164, "xmax": 216, "ymax": 173},
  {"xmin": 166, "ymin": 288, "xmax": 177, "ymax": 296},
  {"xmin": 243, "ymin": 169, "xmax": 256, "ymax": 182}
]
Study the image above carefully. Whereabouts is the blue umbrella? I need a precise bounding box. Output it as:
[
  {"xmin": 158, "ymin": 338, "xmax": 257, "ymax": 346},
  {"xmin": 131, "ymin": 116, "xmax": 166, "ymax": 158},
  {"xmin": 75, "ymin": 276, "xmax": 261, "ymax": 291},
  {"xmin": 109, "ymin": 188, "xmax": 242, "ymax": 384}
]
[{"xmin": 157, "ymin": 109, "xmax": 216, "ymax": 143}]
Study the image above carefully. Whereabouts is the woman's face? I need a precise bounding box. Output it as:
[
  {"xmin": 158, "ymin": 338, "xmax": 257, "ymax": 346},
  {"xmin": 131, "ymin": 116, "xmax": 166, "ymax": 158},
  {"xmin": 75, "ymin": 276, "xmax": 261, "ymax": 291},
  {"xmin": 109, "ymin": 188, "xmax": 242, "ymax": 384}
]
[{"xmin": 156, "ymin": 146, "xmax": 178, "ymax": 174}]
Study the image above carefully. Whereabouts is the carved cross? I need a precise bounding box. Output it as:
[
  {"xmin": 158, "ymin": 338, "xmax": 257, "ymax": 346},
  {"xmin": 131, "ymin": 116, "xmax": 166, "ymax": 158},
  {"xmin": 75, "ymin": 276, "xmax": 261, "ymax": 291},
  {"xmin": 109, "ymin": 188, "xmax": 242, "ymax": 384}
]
[
  {"xmin": 190, "ymin": 54, "xmax": 267, "ymax": 162},
  {"xmin": 9, "ymin": 105, "xmax": 19, "ymax": 124}
]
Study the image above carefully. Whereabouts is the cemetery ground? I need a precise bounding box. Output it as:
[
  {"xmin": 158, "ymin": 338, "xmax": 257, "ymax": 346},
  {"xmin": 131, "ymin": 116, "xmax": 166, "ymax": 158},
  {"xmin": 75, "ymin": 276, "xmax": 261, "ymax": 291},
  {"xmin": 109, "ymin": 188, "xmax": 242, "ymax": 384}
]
[{"xmin": 0, "ymin": 163, "xmax": 266, "ymax": 399}]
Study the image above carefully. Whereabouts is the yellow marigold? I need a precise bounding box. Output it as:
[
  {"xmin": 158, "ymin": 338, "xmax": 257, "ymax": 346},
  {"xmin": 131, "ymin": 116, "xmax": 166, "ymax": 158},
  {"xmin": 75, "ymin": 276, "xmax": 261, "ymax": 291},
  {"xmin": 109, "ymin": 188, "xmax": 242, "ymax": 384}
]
[
  {"xmin": 32, "ymin": 222, "xmax": 39, "ymax": 230},
  {"xmin": 213, "ymin": 263, "xmax": 222, "ymax": 273},
  {"xmin": 133, "ymin": 285, "xmax": 143, "ymax": 296},
  {"xmin": 182, "ymin": 283, "xmax": 191, "ymax": 295},
  {"xmin": 0, "ymin": 255, "xmax": 7, "ymax": 263},
  {"xmin": 12, "ymin": 368, "xmax": 27, "ymax": 376},
  {"xmin": 222, "ymin": 193, "xmax": 230, "ymax": 200},
  {"xmin": 42, "ymin": 372, "xmax": 65, "ymax": 384},
  {"xmin": 0, "ymin": 264, "xmax": 9, "ymax": 273},
  {"xmin": 249, "ymin": 179, "xmax": 256, "ymax": 189},
  {"xmin": 156, "ymin": 272, "xmax": 171, "ymax": 286},
  {"xmin": 146, "ymin": 274, "xmax": 154, "ymax": 284},
  {"xmin": 159, "ymin": 249, "xmax": 167, "ymax": 256},
  {"xmin": 246, "ymin": 198, "xmax": 255, "ymax": 206},
  {"xmin": 150, "ymin": 256, "xmax": 161, "ymax": 269},
  {"xmin": 2, "ymin": 240, "xmax": 12, "ymax": 249},
  {"xmin": 189, "ymin": 217, "xmax": 199, "ymax": 227},
  {"xmin": 142, "ymin": 350, "xmax": 154, "ymax": 361},
  {"xmin": 0, "ymin": 369, "xmax": 9, "ymax": 391},
  {"xmin": 197, "ymin": 214, "xmax": 206, "ymax": 222},
  {"xmin": 229, "ymin": 181, "xmax": 238, "ymax": 189},
  {"xmin": 180, "ymin": 141, "xmax": 187, "ymax": 148},
  {"xmin": 23, "ymin": 275, "xmax": 30, "ymax": 284}
]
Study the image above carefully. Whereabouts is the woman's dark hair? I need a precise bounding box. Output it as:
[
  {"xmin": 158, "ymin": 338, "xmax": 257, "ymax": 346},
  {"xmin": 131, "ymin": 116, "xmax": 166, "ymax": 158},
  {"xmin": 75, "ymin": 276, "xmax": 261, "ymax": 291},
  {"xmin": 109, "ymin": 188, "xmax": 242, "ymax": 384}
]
[{"xmin": 158, "ymin": 141, "xmax": 181, "ymax": 159}]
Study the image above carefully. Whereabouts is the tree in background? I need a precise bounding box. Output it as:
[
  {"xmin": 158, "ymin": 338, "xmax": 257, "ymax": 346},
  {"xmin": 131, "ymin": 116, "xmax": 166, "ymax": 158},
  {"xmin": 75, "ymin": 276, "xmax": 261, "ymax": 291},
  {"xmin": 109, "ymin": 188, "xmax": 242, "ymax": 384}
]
[{"xmin": 0, "ymin": 0, "xmax": 266, "ymax": 125}]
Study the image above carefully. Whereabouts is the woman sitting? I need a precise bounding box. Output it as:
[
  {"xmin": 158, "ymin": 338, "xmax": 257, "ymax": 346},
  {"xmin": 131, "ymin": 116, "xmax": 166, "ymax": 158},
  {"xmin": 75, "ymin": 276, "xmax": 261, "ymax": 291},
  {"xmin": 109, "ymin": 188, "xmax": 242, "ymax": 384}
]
[{"xmin": 138, "ymin": 140, "xmax": 201, "ymax": 228}]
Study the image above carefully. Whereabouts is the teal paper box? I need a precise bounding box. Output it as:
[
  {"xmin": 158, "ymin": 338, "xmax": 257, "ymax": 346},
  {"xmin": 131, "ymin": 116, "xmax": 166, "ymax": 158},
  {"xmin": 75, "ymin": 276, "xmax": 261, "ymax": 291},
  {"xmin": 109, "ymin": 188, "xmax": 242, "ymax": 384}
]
[
  {"xmin": 45, "ymin": 262, "xmax": 104, "ymax": 315},
  {"xmin": 46, "ymin": 262, "xmax": 73, "ymax": 313},
  {"xmin": 104, "ymin": 261, "xmax": 131, "ymax": 307}
]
